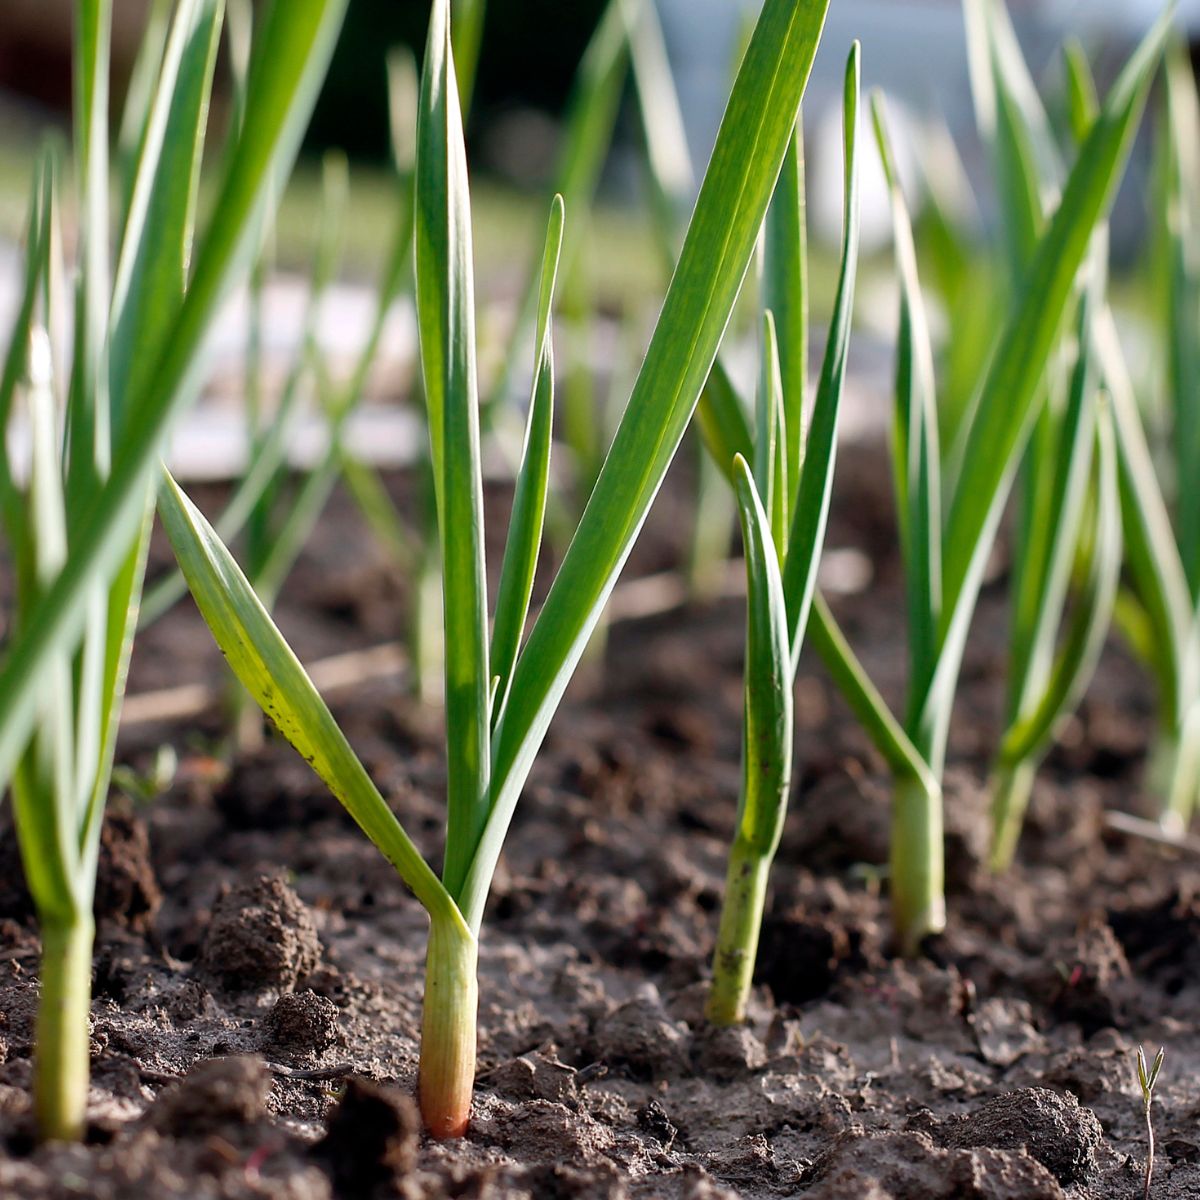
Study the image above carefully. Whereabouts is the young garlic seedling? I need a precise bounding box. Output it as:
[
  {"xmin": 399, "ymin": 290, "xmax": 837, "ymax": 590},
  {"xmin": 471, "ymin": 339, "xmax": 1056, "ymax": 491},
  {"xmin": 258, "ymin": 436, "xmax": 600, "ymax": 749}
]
[
  {"xmin": 800, "ymin": 14, "xmax": 1167, "ymax": 952},
  {"xmin": 963, "ymin": 0, "xmax": 1122, "ymax": 871},
  {"xmin": 627, "ymin": 1, "xmax": 861, "ymax": 1026},
  {"xmin": 706, "ymin": 45, "xmax": 862, "ymax": 1026},
  {"xmin": 971, "ymin": 10, "xmax": 1200, "ymax": 840},
  {"xmin": 1136, "ymin": 1044, "xmax": 1165, "ymax": 1200},
  {"xmin": 158, "ymin": 0, "xmax": 835, "ymax": 1136},
  {"xmin": 1108, "ymin": 40, "xmax": 1200, "ymax": 834},
  {"xmin": 0, "ymin": 0, "xmax": 348, "ymax": 1141}
]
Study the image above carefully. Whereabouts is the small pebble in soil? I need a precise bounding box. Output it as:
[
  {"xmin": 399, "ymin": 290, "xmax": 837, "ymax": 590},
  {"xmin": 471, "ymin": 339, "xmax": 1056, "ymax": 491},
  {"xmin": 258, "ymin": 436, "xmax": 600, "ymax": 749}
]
[
  {"xmin": 314, "ymin": 1077, "xmax": 418, "ymax": 1194},
  {"xmin": 263, "ymin": 989, "xmax": 341, "ymax": 1059},
  {"xmin": 198, "ymin": 873, "xmax": 321, "ymax": 994},
  {"xmin": 149, "ymin": 1055, "xmax": 271, "ymax": 1137},
  {"xmin": 939, "ymin": 1086, "xmax": 1103, "ymax": 1186}
]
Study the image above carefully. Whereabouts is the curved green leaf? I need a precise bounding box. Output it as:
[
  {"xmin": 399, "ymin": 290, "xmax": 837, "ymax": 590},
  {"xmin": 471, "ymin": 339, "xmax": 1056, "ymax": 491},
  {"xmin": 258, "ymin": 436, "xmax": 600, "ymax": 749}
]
[
  {"xmin": 732, "ymin": 454, "xmax": 793, "ymax": 854},
  {"xmin": 158, "ymin": 471, "xmax": 456, "ymax": 921}
]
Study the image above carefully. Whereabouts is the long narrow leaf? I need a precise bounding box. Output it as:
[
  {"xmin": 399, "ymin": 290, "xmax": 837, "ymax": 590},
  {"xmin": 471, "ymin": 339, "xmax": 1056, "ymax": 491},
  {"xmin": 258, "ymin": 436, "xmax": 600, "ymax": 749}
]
[
  {"xmin": 465, "ymin": 0, "xmax": 833, "ymax": 933},
  {"xmin": 1000, "ymin": 398, "xmax": 1121, "ymax": 764},
  {"xmin": 781, "ymin": 43, "xmax": 860, "ymax": 667},
  {"xmin": 416, "ymin": 0, "xmax": 490, "ymax": 898},
  {"xmin": 158, "ymin": 472, "xmax": 456, "ymax": 921},
  {"xmin": 491, "ymin": 196, "xmax": 564, "ymax": 726},
  {"xmin": 871, "ymin": 92, "xmax": 941, "ymax": 709},
  {"xmin": 732, "ymin": 454, "xmax": 793, "ymax": 853},
  {"xmin": 109, "ymin": 0, "xmax": 223, "ymax": 422},
  {"xmin": 764, "ymin": 125, "xmax": 808, "ymax": 503},
  {"xmin": 0, "ymin": 0, "xmax": 349, "ymax": 796},
  {"xmin": 919, "ymin": 14, "xmax": 1169, "ymax": 769}
]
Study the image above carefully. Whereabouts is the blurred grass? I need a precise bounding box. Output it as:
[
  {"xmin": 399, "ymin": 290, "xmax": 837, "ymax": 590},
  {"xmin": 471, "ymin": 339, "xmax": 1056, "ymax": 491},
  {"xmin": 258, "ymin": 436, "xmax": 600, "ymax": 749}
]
[
  {"xmin": 1, "ymin": 130, "xmax": 1144, "ymax": 345},
  {"xmin": 0, "ymin": 131, "xmax": 857, "ymax": 323},
  {"xmin": 0, "ymin": 132, "xmax": 663, "ymax": 306}
]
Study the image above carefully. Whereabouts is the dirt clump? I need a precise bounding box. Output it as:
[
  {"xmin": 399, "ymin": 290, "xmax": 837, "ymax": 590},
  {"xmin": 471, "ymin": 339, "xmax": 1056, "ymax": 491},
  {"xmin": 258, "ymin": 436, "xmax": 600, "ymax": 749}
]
[
  {"xmin": 198, "ymin": 873, "xmax": 321, "ymax": 993},
  {"xmin": 805, "ymin": 1128, "xmax": 1066, "ymax": 1199},
  {"xmin": 314, "ymin": 1077, "xmax": 418, "ymax": 1195},
  {"xmin": 938, "ymin": 1086, "xmax": 1104, "ymax": 1185},
  {"xmin": 264, "ymin": 989, "xmax": 342, "ymax": 1060},
  {"xmin": 149, "ymin": 1054, "xmax": 272, "ymax": 1137},
  {"xmin": 94, "ymin": 806, "xmax": 163, "ymax": 931},
  {"xmin": 590, "ymin": 992, "xmax": 690, "ymax": 1081}
]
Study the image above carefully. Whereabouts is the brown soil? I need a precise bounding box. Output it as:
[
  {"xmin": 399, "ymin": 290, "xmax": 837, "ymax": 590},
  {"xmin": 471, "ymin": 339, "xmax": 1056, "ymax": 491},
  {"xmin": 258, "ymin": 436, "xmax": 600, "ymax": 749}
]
[{"xmin": 0, "ymin": 442, "xmax": 1196, "ymax": 1199}]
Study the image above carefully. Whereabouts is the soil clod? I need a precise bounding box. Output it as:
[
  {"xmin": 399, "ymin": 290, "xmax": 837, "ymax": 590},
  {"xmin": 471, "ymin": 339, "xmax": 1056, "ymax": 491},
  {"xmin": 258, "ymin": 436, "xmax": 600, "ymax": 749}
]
[
  {"xmin": 314, "ymin": 1076, "xmax": 418, "ymax": 1194},
  {"xmin": 198, "ymin": 873, "xmax": 321, "ymax": 994},
  {"xmin": 264, "ymin": 989, "xmax": 342, "ymax": 1060},
  {"xmin": 150, "ymin": 1055, "xmax": 272, "ymax": 1137},
  {"xmin": 591, "ymin": 993, "xmax": 690, "ymax": 1081},
  {"xmin": 939, "ymin": 1087, "xmax": 1104, "ymax": 1185}
]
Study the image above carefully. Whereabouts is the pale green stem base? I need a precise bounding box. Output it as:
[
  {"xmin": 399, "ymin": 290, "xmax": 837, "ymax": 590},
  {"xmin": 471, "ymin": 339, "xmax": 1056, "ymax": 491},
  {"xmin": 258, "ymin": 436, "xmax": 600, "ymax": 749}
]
[
  {"xmin": 988, "ymin": 758, "xmax": 1037, "ymax": 873},
  {"xmin": 35, "ymin": 915, "xmax": 95, "ymax": 1142},
  {"xmin": 890, "ymin": 773, "xmax": 945, "ymax": 956},
  {"xmin": 418, "ymin": 917, "xmax": 479, "ymax": 1139},
  {"xmin": 706, "ymin": 840, "xmax": 771, "ymax": 1027},
  {"xmin": 1149, "ymin": 719, "xmax": 1200, "ymax": 836}
]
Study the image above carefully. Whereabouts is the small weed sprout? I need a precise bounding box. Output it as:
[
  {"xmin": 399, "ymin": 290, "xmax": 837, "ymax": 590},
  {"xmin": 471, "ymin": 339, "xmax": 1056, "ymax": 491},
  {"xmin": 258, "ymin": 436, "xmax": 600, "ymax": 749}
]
[{"xmin": 1136, "ymin": 1045, "xmax": 1165, "ymax": 1200}]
